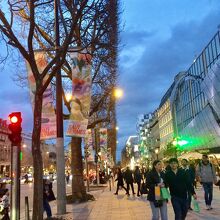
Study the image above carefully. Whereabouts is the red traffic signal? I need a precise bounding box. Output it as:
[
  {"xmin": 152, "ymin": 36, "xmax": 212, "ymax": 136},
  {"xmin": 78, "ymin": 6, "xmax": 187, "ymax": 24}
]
[
  {"xmin": 10, "ymin": 116, "xmax": 18, "ymax": 123},
  {"xmin": 9, "ymin": 112, "xmax": 22, "ymax": 124},
  {"xmin": 8, "ymin": 112, "xmax": 22, "ymax": 145}
]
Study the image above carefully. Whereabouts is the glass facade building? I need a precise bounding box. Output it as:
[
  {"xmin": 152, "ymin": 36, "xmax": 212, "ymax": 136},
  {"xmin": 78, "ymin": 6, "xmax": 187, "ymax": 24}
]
[{"xmin": 171, "ymin": 30, "xmax": 220, "ymax": 151}]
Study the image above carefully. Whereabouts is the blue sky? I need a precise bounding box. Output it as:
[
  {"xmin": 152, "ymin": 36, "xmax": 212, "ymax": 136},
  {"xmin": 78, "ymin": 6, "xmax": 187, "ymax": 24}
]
[
  {"xmin": 116, "ymin": 0, "xmax": 220, "ymax": 160},
  {"xmin": 1, "ymin": 0, "xmax": 220, "ymax": 161}
]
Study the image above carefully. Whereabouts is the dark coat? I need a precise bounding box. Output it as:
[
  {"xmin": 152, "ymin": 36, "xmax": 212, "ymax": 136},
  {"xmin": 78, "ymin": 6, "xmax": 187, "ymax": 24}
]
[
  {"xmin": 43, "ymin": 181, "xmax": 56, "ymax": 202},
  {"xmin": 164, "ymin": 168, "xmax": 195, "ymax": 199},
  {"xmin": 123, "ymin": 169, "xmax": 134, "ymax": 184},
  {"xmin": 181, "ymin": 167, "xmax": 195, "ymax": 184},
  {"xmin": 115, "ymin": 172, "xmax": 124, "ymax": 186},
  {"xmin": 134, "ymin": 169, "xmax": 142, "ymax": 183},
  {"xmin": 146, "ymin": 169, "xmax": 165, "ymax": 202}
]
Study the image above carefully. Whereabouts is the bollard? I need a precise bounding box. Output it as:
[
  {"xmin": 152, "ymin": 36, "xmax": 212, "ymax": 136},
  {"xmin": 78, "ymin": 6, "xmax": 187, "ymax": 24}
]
[
  {"xmin": 25, "ymin": 196, "xmax": 30, "ymax": 220},
  {"xmin": 109, "ymin": 179, "xmax": 111, "ymax": 191}
]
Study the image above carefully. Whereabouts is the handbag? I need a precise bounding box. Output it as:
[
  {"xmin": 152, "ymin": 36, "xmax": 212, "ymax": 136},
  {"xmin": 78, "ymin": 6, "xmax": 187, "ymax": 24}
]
[
  {"xmin": 154, "ymin": 186, "xmax": 161, "ymax": 200},
  {"xmin": 160, "ymin": 187, "xmax": 171, "ymax": 200}
]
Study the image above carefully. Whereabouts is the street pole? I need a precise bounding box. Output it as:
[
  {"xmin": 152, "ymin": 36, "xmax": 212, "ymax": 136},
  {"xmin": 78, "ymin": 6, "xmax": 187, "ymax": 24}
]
[
  {"xmin": 11, "ymin": 144, "xmax": 20, "ymax": 220},
  {"xmin": 85, "ymin": 153, "xmax": 90, "ymax": 192},
  {"xmin": 55, "ymin": 0, "xmax": 66, "ymax": 214},
  {"xmin": 94, "ymin": 128, "xmax": 100, "ymax": 185}
]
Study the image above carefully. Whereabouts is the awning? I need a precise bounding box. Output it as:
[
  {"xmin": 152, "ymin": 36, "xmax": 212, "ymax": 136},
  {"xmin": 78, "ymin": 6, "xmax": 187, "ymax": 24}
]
[{"xmin": 178, "ymin": 152, "xmax": 202, "ymax": 159}]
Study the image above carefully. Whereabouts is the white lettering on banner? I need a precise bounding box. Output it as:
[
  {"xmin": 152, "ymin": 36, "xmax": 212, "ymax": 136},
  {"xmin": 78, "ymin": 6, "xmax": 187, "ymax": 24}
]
[
  {"xmin": 66, "ymin": 51, "xmax": 92, "ymax": 137},
  {"xmin": 66, "ymin": 121, "xmax": 88, "ymax": 137}
]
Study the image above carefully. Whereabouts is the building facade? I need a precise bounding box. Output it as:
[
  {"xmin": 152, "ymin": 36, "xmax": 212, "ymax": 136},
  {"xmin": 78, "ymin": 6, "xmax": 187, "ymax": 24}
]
[
  {"xmin": 0, "ymin": 119, "xmax": 11, "ymax": 176},
  {"xmin": 171, "ymin": 30, "xmax": 220, "ymax": 152},
  {"xmin": 158, "ymin": 84, "xmax": 174, "ymax": 151}
]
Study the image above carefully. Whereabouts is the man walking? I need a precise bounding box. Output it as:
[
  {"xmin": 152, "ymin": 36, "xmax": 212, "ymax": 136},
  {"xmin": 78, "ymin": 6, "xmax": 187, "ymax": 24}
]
[
  {"xmin": 196, "ymin": 154, "xmax": 217, "ymax": 210},
  {"xmin": 181, "ymin": 159, "xmax": 195, "ymax": 210},
  {"xmin": 164, "ymin": 158, "xmax": 196, "ymax": 220},
  {"xmin": 123, "ymin": 166, "xmax": 135, "ymax": 195},
  {"xmin": 134, "ymin": 166, "xmax": 142, "ymax": 196}
]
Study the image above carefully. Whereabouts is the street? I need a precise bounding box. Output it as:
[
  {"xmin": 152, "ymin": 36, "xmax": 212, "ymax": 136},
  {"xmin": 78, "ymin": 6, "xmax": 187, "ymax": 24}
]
[
  {"xmin": 13, "ymin": 182, "xmax": 220, "ymax": 220},
  {"xmin": 6, "ymin": 182, "xmax": 72, "ymax": 219}
]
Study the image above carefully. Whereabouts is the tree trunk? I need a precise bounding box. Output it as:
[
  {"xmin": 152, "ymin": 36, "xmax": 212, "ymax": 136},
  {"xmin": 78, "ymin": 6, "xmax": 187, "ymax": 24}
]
[
  {"xmin": 32, "ymin": 93, "xmax": 44, "ymax": 220},
  {"xmin": 71, "ymin": 137, "xmax": 86, "ymax": 201}
]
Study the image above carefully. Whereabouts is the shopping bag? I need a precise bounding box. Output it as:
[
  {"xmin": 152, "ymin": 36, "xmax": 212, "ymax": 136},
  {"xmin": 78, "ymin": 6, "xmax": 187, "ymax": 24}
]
[
  {"xmin": 160, "ymin": 187, "xmax": 171, "ymax": 200},
  {"xmin": 192, "ymin": 197, "xmax": 200, "ymax": 213},
  {"xmin": 155, "ymin": 186, "xmax": 161, "ymax": 200}
]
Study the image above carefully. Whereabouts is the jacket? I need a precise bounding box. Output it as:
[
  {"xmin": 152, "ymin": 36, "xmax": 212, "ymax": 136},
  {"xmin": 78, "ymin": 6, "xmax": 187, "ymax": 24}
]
[
  {"xmin": 146, "ymin": 169, "xmax": 166, "ymax": 202},
  {"xmin": 181, "ymin": 166, "xmax": 195, "ymax": 184},
  {"xmin": 164, "ymin": 168, "xmax": 195, "ymax": 199},
  {"xmin": 196, "ymin": 162, "xmax": 217, "ymax": 183},
  {"xmin": 123, "ymin": 169, "xmax": 134, "ymax": 184},
  {"xmin": 115, "ymin": 172, "xmax": 124, "ymax": 186},
  {"xmin": 134, "ymin": 169, "xmax": 142, "ymax": 183}
]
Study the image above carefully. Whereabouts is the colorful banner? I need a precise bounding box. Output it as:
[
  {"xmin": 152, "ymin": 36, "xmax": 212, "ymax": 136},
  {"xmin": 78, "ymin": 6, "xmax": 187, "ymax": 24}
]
[
  {"xmin": 26, "ymin": 52, "xmax": 56, "ymax": 139},
  {"xmin": 84, "ymin": 129, "xmax": 94, "ymax": 162},
  {"xmin": 66, "ymin": 51, "xmax": 92, "ymax": 137},
  {"xmin": 99, "ymin": 128, "xmax": 108, "ymax": 161}
]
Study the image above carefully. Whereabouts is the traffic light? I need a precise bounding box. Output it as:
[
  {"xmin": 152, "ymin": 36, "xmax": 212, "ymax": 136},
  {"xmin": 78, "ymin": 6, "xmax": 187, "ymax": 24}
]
[{"xmin": 8, "ymin": 112, "xmax": 22, "ymax": 145}]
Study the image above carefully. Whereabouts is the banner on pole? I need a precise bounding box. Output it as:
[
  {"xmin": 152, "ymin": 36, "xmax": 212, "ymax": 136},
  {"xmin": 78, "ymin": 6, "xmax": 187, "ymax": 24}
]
[
  {"xmin": 99, "ymin": 128, "xmax": 108, "ymax": 161},
  {"xmin": 84, "ymin": 129, "xmax": 94, "ymax": 162},
  {"xmin": 66, "ymin": 51, "xmax": 92, "ymax": 137},
  {"xmin": 26, "ymin": 52, "xmax": 56, "ymax": 139}
]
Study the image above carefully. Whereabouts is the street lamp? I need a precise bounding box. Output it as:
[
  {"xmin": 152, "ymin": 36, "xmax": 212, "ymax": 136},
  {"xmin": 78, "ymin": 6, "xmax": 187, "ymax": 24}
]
[
  {"xmin": 113, "ymin": 87, "xmax": 123, "ymax": 99},
  {"xmin": 155, "ymin": 148, "xmax": 159, "ymax": 160},
  {"xmin": 65, "ymin": 92, "xmax": 72, "ymax": 102}
]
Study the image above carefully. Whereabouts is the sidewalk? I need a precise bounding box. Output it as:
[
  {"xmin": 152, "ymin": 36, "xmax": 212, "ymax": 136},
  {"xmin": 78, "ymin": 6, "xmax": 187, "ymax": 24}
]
[
  {"xmin": 50, "ymin": 184, "xmax": 108, "ymax": 220},
  {"xmin": 52, "ymin": 184, "xmax": 220, "ymax": 220}
]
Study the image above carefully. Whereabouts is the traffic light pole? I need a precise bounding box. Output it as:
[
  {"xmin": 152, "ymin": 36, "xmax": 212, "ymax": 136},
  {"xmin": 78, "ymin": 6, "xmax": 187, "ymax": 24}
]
[
  {"xmin": 11, "ymin": 144, "xmax": 21, "ymax": 220},
  {"xmin": 8, "ymin": 112, "xmax": 22, "ymax": 220}
]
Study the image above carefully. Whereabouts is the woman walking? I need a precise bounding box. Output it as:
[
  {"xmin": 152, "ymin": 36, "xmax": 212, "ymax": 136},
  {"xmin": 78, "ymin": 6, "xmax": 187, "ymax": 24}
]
[
  {"xmin": 114, "ymin": 168, "xmax": 128, "ymax": 195},
  {"xmin": 146, "ymin": 160, "xmax": 168, "ymax": 220}
]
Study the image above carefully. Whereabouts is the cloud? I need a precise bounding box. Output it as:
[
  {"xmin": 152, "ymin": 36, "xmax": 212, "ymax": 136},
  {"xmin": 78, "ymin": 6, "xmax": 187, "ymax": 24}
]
[
  {"xmin": 120, "ymin": 29, "xmax": 155, "ymax": 47},
  {"xmin": 116, "ymin": 9, "xmax": 220, "ymax": 157}
]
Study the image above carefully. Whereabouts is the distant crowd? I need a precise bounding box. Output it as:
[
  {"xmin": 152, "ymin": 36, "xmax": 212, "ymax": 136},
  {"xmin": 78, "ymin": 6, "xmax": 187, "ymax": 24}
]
[{"xmin": 114, "ymin": 154, "xmax": 220, "ymax": 220}]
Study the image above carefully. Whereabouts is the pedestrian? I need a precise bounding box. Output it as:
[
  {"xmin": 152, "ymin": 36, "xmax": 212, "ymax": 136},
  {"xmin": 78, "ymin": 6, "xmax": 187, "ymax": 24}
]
[
  {"xmin": 24, "ymin": 173, "xmax": 29, "ymax": 184},
  {"xmin": 146, "ymin": 160, "xmax": 168, "ymax": 220},
  {"xmin": 110, "ymin": 171, "xmax": 114, "ymax": 187},
  {"xmin": 66, "ymin": 172, "xmax": 70, "ymax": 185},
  {"xmin": 43, "ymin": 179, "xmax": 54, "ymax": 218},
  {"xmin": 134, "ymin": 166, "xmax": 142, "ymax": 196},
  {"xmin": 164, "ymin": 161, "xmax": 171, "ymax": 173},
  {"xmin": 114, "ymin": 168, "xmax": 128, "ymax": 195},
  {"xmin": 181, "ymin": 159, "xmax": 195, "ymax": 210},
  {"xmin": 0, "ymin": 188, "xmax": 10, "ymax": 220},
  {"xmin": 142, "ymin": 167, "xmax": 149, "ymax": 182},
  {"xmin": 164, "ymin": 158, "xmax": 197, "ymax": 220},
  {"xmin": 196, "ymin": 154, "xmax": 217, "ymax": 210},
  {"xmin": 123, "ymin": 166, "xmax": 135, "ymax": 195}
]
